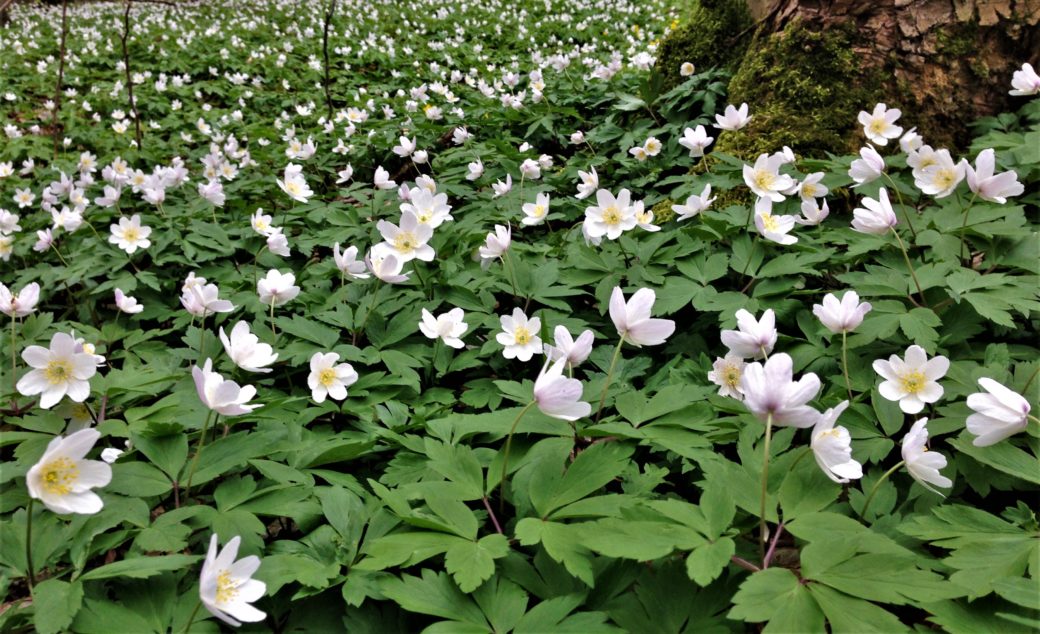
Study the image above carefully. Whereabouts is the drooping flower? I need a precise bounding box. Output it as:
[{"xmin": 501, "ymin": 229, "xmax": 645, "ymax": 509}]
[
  {"xmin": 17, "ymin": 332, "xmax": 98, "ymax": 409},
  {"xmin": 374, "ymin": 166, "xmax": 397, "ymax": 190},
  {"xmin": 679, "ymin": 125, "xmax": 713, "ymax": 157},
  {"xmin": 1009, "ymin": 62, "xmax": 1040, "ymax": 96},
  {"xmin": 585, "ymin": 189, "xmax": 636, "ymax": 240},
  {"xmin": 365, "ymin": 248, "xmax": 410, "ymax": 284},
  {"xmin": 740, "ymin": 353, "xmax": 822, "ymax": 428},
  {"xmin": 720, "ymin": 309, "xmax": 777, "ymax": 359},
  {"xmin": 333, "ymin": 243, "xmax": 369, "ymax": 280},
  {"xmin": 533, "ymin": 356, "xmax": 592, "ymax": 421},
  {"xmin": 708, "ymin": 353, "xmax": 746, "ymax": 400},
  {"xmin": 108, "ymin": 214, "xmax": 152, "ymax": 254},
  {"xmin": 811, "ymin": 401, "xmax": 863, "ymax": 483},
  {"xmin": 200, "ymin": 534, "xmax": 267, "ymax": 627},
  {"xmin": 114, "ymin": 288, "xmax": 143, "ymax": 314},
  {"xmin": 964, "ymin": 148, "xmax": 1024, "ymax": 204},
  {"xmin": 192, "ymin": 358, "xmax": 261, "ymax": 416},
  {"xmin": 419, "ymin": 308, "xmax": 468, "ymax": 349},
  {"xmin": 266, "ymin": 229, "xmax": 290, "ymax": 257},
  {"xmin": 849, "ymin": 145, "xmax": 885, "ymax": 186},
  {"xmin": 857, "ymin": 103, "xmax": 903, "ymax": 146},
  {"xmin": 492, "ymin": 174, "xmax": 513, "ymax": 198},
  {"xmin": 812, "ymin": 291, "xmax": 872, "ymax": 334},
  {"xmin": 672, "ymin": 184, "xmax": 715, "ymax": 221},
  {"xmin": 466, "ymin": 158, "xmax": 484, "ymax": 181},
  {"xmin": 256, "ymin": 270, "xmax": 300, "ymax": 307},
  {"xmin": 901, "ymin": 418, "xmax": 953, "ymax": 494},
  {"xmin": 307, "ymin": 352, "xmax": 358, "ymax": 403},
  {"xmin": 575, "ymin": 167, "xmax": 598, "ymax": 200},
  {"xmin": 609, "ymin": 287, "xmax": 675, "ymax": 347},
  {"xmin": 543, "ymin": 325, "xmax": 594, "ymax": 368},
  {"xmin": 714, "ymin": 103, "xmax": 751, "ymax": 131},
  {"xmin": 219, "ymin": 322, "xmax": 278, "ymax": 373},
  {"xmin": 796, "ymin": 199, "xmax": 830, "ymax": 226},
  {"xmin": 965, "ymin": 378, "xmax": 1031, "ymax": 447},
  {"xmin": 26, "ymin": 428, "xmax": 111, "ymax": 514},
  {"xmin": 0, "ymin": 282, "xmax": 40, "ymax": 317},
  {"xmin": 478, "ymin": 224, "xmax": 511, "ymax": 268},
  {"xmin": 851, "ymin": 188, "xmax": 899, "ymax": 235},
  {"xmin": 496, "ymin": 308, "xmax": 542, "ymax": 362},
  {"xmin": 873, "ymin": 345, "xmax": 949, "ymax": 414},
  {"xmin": 181, "ymin": 283, "xmax": 235, "ymax": 317},
  {"xmin": 521, "ymin": 193, "xmax": 550, "ymax": 226}
]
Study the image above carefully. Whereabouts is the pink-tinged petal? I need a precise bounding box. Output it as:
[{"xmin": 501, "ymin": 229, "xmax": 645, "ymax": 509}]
[
  {"xmin": 626, "ymin": 288, "xmax": 657, "ymax": 323},
  {"xmin": 763, "ymin": 353, "xmax": 793, "ymax": 387},
  {"xmin": 627, "ymin": 318, "xmax": 675, "ymax": 347},
  {"xmin": 609, "ymin": 287, "xmax": 626, "ymax": 333},
  {"xmin": 785, "ymin": 373, "xmax": 821, "ymax": 406}
]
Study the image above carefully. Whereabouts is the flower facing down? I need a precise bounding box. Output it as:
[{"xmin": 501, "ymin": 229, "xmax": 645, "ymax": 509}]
[
  {"xmin": 17, "ymin": 332, "xmax": 98, "ymax": 409},
  {"xmin": 419, "ymin": 308, "xmax": 468, "ymax": 349},
  {"xmin": 533, "ymin": 356, "xmax": 592, "ymax": 421},
  {"xmin": 497, "ymin": 308, "xmax": 542, "ymax": 361},
  {"xmin": 544, "ymin": 325, "xmax": 594, "ymax": 368},
  {"xmin": 873, "ymin": 345, "xmax": 949, "ymax": 414},
  {"xmin": 851, "ymin": 188, "xmax": 898, "ymax": 235},
  {"xmin": 609, "ymin": 287, "xmax": 675, "ymax": 347},
  {"xmin": 307, "ymin": 352, "xmax": 358, "ymax": 403},
  {"xmin": 478, "ymin": 224, "xmax": 511, "ymax": 268},
  {"xmin": 966, "ymin": 378, "xmax": 1031, "ymax": 447},
  {"xmin": 812, "ymin": 291, "xmax": 872, "ymax": 334},
  {"xmin": 740, "ymin": 353, "xmax": 821, "ymax": 428},
  {"xmin": 200, "ymin": 534, "xmax": 267, "ymax": 627},
  {"xmin": 192, "ymin": 359, "xmax": 261, "ymax": 416},
  {"xmin": 901, "ymin": 418, "xmax": 953, "ymax": 494},
  {"xmin": 219, "ymin": 321, "xmax": 278, "ymax": 373},
  {"xmin": 365, "ymin": 248, "xmax": 410, "ymax": 284},
  {"xmin": 114, "ymin": 288, "xmax": 144, "ymax": 314},
  {"xmin": 27, "ymin": 428, "xmax": 111, "ymax": 514},
  {"xmin": 720, "ymin": 308, "xmax": 776, "ymax": 359},
  {"xmin": 811, "ymin": 401, "xmax": 863, "ymax": 483},
  {"xmin": 332, "ymin": 243, "xmax": 369, "ymax": 280}
]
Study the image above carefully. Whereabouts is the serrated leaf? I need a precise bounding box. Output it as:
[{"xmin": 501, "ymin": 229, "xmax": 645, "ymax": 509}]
[
  {"xmin": 729, "ymin": 568, "xmax": 825, "ymax": 632},
  {"xmin": 33, "ymin": 579, "xmax": 84, "ymax": 634},
  {"xmin": 446, "ymin": 534, "xmax": 510, "ymax": 592},
  {"xmin": 685, "ymin": 537, "xmax": 734, "ymax": 586},
  {"xmin": 79, "ymin": 554, "xmax": 200, "ymax": 581}
]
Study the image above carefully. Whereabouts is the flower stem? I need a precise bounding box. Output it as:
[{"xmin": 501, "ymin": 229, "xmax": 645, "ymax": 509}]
[
  {"xmin": 182, "ymin": 599, "xmax": 203, "ymax": 634},
  {"xmin": 841, "ymin": 330, "xmax": 853, "ymax": 399},
  {"xmin": 763, "ymin": 522, "xmax": 784, "ymax": 569},
  {"xmin": 883, "ymin": 174, "xmax": 916, "ymax": 239},
  {"xmin": 183, "ymin": 410, "xmax": 216, "ymax": 499},
  {"xmin": 10, "ymin": 315, "xmax": 16, "ymax": 404},
  {"xmin": 25, "ymin": 497, "xmax": 36, "ymax": 594},
  {"xmin": 594, "ymin": 338, "xmax": 626, "ymax": 422},
  {"xmin": 958, "ymin": 191, "xmax": 979, "ymax": 266},
  {"xmin": 50, "ymin": 243, "xmax": 69, "ymax": 267},
  {"xmin": 890, "ymin": 228, "xmax": 928, "ymax": 307},
  {"xmin": 499, "ymin": 401, "xmax": 535, "ymax": 514},
  {"xmin": 197, "ymin": 313, "xmax": 207, "ymax": 365},
  {"xmin": 759, "ymin": 412, "xmax": 774, "ymax": 564},
  {"xmin": 860, "ymin": 460, "xmax": 905, "ymax": 518},
  {"xmin": 269, "ymin": 301, "xmax": 277, "ymax": 338}
]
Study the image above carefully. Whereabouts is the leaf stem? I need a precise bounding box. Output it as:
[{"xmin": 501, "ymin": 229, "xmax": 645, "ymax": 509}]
[
  {"xmin": 594, "ymin": 337, "xmax": 626, "ymax": 422},
  {"xmin": 182, "ymin": 599, "xmax": 203, "ymax": 633},
  {"xmin": 499, "ymin": 401, "xmax": 535, "ymax": 514},
  {"xmin": 501, "ymin": 251, "xmax": 520, "ymax": 298},
  {"xmin": 860, "ymin": 460, "xmax": 905, "ymax": 519},
  {"xmin": 958, "ymin": 192, "xmax": 979, "ymax": 266},
  {"xmin": 759, "ymin": 412, "xmax": 773, "ymax": 564},
  {"xmin": 890, "ymin": 228, "xmax": 928, "ymax": 307},
  {"xmin": 763, "ymin": 522, "xmax": 784, "ymax": 569},
  {"xmin": 882, "ymin": 174, "xmax": 916, "ymax": 239},
  {"xmin": 841, "ymin": 330, "xmax": 853, "ymax": 399},
  {"xmin": 183, "ymin": 409, "xmax": 216, "ymax": 499},
  {"xmin": 25, "ymin": 497, "xmax": 35, "ymax": 594}
]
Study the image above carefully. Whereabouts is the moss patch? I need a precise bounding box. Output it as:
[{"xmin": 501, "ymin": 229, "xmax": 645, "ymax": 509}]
[
  {"xmin": 715, "ymin": 20, "xmax": 884, "ymax": 160},
  {"xmin": 654, "ymin": 0, "xmax": 753, "ymax": 90}
]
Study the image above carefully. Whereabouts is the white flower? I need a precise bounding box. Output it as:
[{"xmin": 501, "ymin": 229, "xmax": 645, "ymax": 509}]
[
  {"xmin": 714, "ymin": 103, "xmax": 751, "ymax": 131},
  {"xmin": 14, "ymin": 187, "xmax": 35, "ymax": 208},
  {"xmin": 479, "ymin": 224, "xmax": 511, "ymax": 268},
  {"xmin": 533, "ymin": 356, "xmax": 592, "ymax": 421},
  {"xmin": 1009, "ymin": 62, "xmax": 1040, "ymax": 96},
  {"xmin": 266, "ymin": 228, "xmax": 290, "ymax": 257},
  {"xmin": 584, "ymin": 189, "xmax": 636, "ymax": 240},
  {"xmin": 198, "ymin": 180, "xmax": 225, "ymax": 207},
  {"xmin": 27, "ymin": 429, "xmax": 111, "ymax": 514},
  {"xmin": 569, "ymin": 131, "xmax": 585, "ymax": 144},
  {"xmin": 114, "ymin": 288, "xmax": 143, "ymax": 314},
  {"xmin": 401, "ymin": 188, "xmax": 453, "ymax": 228},
  {"xmin": 797, "ymin": 172, "xmax": 828, "ymax": 201},
  {"xmin": 678, "ymin": 125, "xmax": 713, "ymax": 157},
  {"xmin": 966, "ymin": 378, "xmax": 1031, "ymax": 447},
  {"xmin": 720, "ymin": 308, "xmax": 777, "ymax": 359},
  {"xmin": 392, "ymin": 135, "xmax": 417, "ymax": 158},
  {"xmin": 192, "ymin": 358, "xmax": 261, "ymax": 416},
  {"xmin": 419, "ymin": 307, "xmax": 468, "ymax": 349},
  {"xmin": 181, "ymin": 283, "xmax": 235, "ymax": 317},
  {"xmin": 307, "ymin": 352, "xmax": 358, "ymax": 403},
  {"xmin": 17, "ymin": 332, "xmax": 98, "ymax": 409},
  {"xmin": 851, "ymin": 188, "xmax": 899, "ymax": 235},
  {"xmin": 333, "ymin": 243, "xmax": 369, "ymax": 280},
  {"xmin": 609, "ymin": 287, "xmax": 675, "ymax": 347},
  {"xmin": 901, "ymin": 418, "xmax": 953, "ymax": 494},
  {"xmin": 543, "ymin": 325, "xmax": 594, "ymax": 368},
  {"xmin": 466, "ymin": 158, "xmax": 484, "ymax": 181},
  {"xmin": 453, "ymin": 127, "xmax": 471, "ymax": 145},
  {"xmin": 754, "ymin": 198, "xmax": 798, "ymax": 245},
  {"xmin": 496, "ymin": 308, "xmax": 542, "ymax": 362},
  {"xmin": 849, "ymin": 145, "xmax": 886, "ymax": 186},
  {"xmin": 521, "ymin": 193, "xmax": 550, "ymax": 226},
  {"xmin": 812, "ymin": 291, "xmax": 872, "ymax": 334},
  {"xmin": 796, "ymin": 199, "xmax": 830, "ymax": 226},
  {"xmin": 377, "ymin": 211, "xmax": 435, "ymax": 263},
  {"xmin": 520, "ymin": 159, "xmax": 541, "ymax": 180},
  {"xmin": 0, "ymin": 282, "xmax": 40, "ymax": 318},
  {"xmin": 811, "ymin": 401, "xmax": 862, "ymax": 483},
  {"xmin": 643, "ymin": 137, "xmax": 662, "ymax": 157},
  {"xmin": 374, "ymin": 165, "xmax": 397, "ymax": 190},
  {"xmin": 575, "ymin": 167, "xmax": 599, "ymax": 200},
  {"xmin": 365, "ymin": 248, "xmax": 410, "ymax": 284},
  {"xmin": 857, "ymin": 103, "xmax": 903, "ymax": 146},
  {"xmin": 257, "ymin": 270, "xmax": 300, "ymax": 307},
  {"xmin": 100, "ymin": 447, "xmax": 124, "ymax": 464},
  {"xmin": 200, "ymin": 534, "xmax": 267, "ymax": 627},
  {"xmin": 672, "ymin": 184, "xmax": 715, "ymax": 221},
  {"xmin": 680, "ymin": 62, "xmax": 696, "ymax": 77},
  {"xmin": 0, "ymin": 208, "xmax": 21, "ymax": 234},
  {"xmin": 632, "ymin": 200, "xmax": 659, "ymax": 232},
  {"xmin": 219, "ymin": 322, "xmax": 278, "ymax": 373},
  {"xmin": 964, "ymin": 148, "xmax": 1024, "ymax": 204},
  {"xmin": 336, "ymin": 165, "xmax": 354, "ymax": 184},
  {"xmin": 914, "ymin": 149, "xmax": 965, "ymax": 198},
  {"xmin": 899, "ymin": 128, "xmax": 923, "ymax": 154},
  {"xmin": 251, "ymin": 209, "xmax": 274, "ymax": 236},
  {"xmin": 276, "ymin": 163, "xmax": 313, "ymax": 203},
  {"xmin": 492, "ymin": 174, "xmax": 513, "ymax": 198},
  {"xmin": 740, "ymin": 353, "xmax": 821, "ymax": 428},
  {"xmin": 743, "ymin": 153, "xmax": 794, "ymax": 202},
  {"xmin": 708, "ymin": 353, "xmax": 746, "ymax": 400},
  {"xmin": 873, "ymin": 345, "xmax": 949, "ymax": 414}
]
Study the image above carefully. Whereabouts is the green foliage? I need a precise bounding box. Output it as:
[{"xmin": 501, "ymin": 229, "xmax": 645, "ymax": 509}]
[{"xmin": 653, "ymin": 0, "xmax": 753, "ymax": 90}]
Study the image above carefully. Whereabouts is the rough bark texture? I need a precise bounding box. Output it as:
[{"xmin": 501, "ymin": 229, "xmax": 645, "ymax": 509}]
[{"xmin": 741, "ymin": 0, "xmax": 1040, "ymax": 151}]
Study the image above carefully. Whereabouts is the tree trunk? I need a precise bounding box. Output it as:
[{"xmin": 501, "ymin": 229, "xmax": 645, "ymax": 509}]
[{"xmin": 736, "ymin": 0, "xmax": 1040, "ymax": 151}]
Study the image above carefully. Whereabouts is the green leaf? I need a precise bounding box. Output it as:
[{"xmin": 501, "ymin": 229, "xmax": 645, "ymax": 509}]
[
  {"xmin": 579, "ymin": 518, "xmax": 702, "ymax": 560},
  {"xmin": 801, "ymin": 541, "xmax": 957, "ymax": 604},
  {"xmin": 79, "ymin": 554, "xmax": 200, "ymax": 581},
  {"xmin": 379, "ymin": 569, "xmax": 490, "ymax": 628},
  {"xmin": 33, "ymin": 579, "xmax": 84, "ymax": 634},
  {"xmin": 105, "ymin": 462, "xmax": 172, "ymax": 497},
  {"xmin": 515, "ymin": 518, "xmax": 595, "ymax": 587},
  {"xmin": 357, "ymin": 532, "xmax": 458, "ymax": 571},
  {"xmin": 425, "ymin": 439, "xmax": 484, "ymax": 500},
  {"xmin": 806, "ymin": 584, "xmax": 910, "ymax": 633},
  {"xmin": 445, "ymin": 534, "xmax": 511, "ymax": 592},
  {"xmin": 685, "ymin": 537, "xmax": 734, "ymax": 587},
  {"xmin": 533, "ymin": 442, "xmax": 634, "ymax": 518},
  {"xmin": 949, "ymin": 435, "xmax": 1040, "ymax": 484},
  {"xmin": 729, "ymin": 568, "xmax": 825, "ymax": 633}
]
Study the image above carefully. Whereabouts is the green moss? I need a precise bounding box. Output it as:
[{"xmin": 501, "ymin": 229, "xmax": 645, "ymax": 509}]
[
  {"xmin": 654, "ymin": 0, "xmax": 753, "ymax": 90},
  {"xmin": 715, "ymin": 20, "xmax": 884, "ymax": 160},
  {"xmin": 652, "ymin": 199, "xmax": 676, "ymax": 223}
]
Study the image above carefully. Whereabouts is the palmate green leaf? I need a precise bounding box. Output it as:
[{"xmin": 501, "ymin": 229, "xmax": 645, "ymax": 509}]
[
  {"xmin": 379, "ymin": 569, "xmax": 490, "ymax": 629},
  {"xmin": 255, "ymin": 552, "xmax": 340, "ymax": 594},
  {"xmin": 274, "ymin": 314, "xmax": 341, "ymax": 347},
  {"xmin": 949, "ymin": 435, "xmax": 1040, "ymax": 485},
  {"xmin": 514, "ymin": 594, "xmax": 617, "ymax": 634},
  {"xmin": 105, "ymin": 462, "xmax": 172, "ymax": 497},
  {"xmin": 424, "ymin": 439, "xmax": 484, "ymax": 500},
  {"xmin": 515, "ymin": 518, "xmax": 595, "ymax": 587},
  {"xmin": 613, "ymin": 384, "xmax": 704, "ymax": 427},
  {"xmin": 531, "ymin": 441, "xmax": 634, "ymax": 518},
  {"xmin": 445, "ymin": 534, "xmax": 511, "ymax": 593},
  {"xmin": 32, "ymin": 579, "xmax": 84, "ymax": 634},
  {"xmin": 778, "ymin": 455, "xmax": 841, "ymax": 519},
  {"xmin": 993, "ymin": 577, "xmax": 1040, "ymax": 610},
  {"xmin": 357, "ymin": 531, "xmax": 459, "ymax": 570},
  {"xmin": 471, "ymin": 575, "xmax": 529, "ymax": 634},
  {"xmin": 78, "ymin": 554, "xmax": 200, "ymax": 581},
  {"xmin": 805, "ymin": 584, "xmax": 909, "ymax": 633},
  {"xmin": 728, "ymin": 568, "xmax": 825, "ymax": 633},
  {"xmin": 578, "ymin": 518, "xmax": 703, "ymax": 560},
  {"xmin": 685, "ymin": 537, "xmax": 734, "ymax": 587}
]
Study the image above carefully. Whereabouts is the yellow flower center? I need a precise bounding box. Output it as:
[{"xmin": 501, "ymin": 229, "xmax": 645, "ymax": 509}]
[
  {"xmin": 285, "ymin": 181, "xmax": 301, "ymax": 195},
  {"xmin": 869, "ymin": 119, "xmax": 886, "ymax": 135},
  {"xmin": 753, "ymin": 170, "xmax": 776, "ymax": 191},
  {"xmin": 255, "ymin": 219, "xmax": 268, "ymax": 231},
  {"xmin": 802, "ymin": 183, "xmax": 817, "ymax": 198},
  {"xmin": 918, "ymin": 157, "xmax": 936, "ymax": 170},
  {"xmin": 602, "ymin": 206, "xmax": 621, "ymax": 225},
  {"xmin": 122, "ymin": 226, "xmax": 140, "ymax": 243},
  {"xmin": 318, "ymin": 368, "xmax": 337, "ymax": 387},
  {"xmin": 45, "ymin": 359, "xmax": 73, "ymax": 385},
  {"xmin": 417, "ymin": 212, "xmax": 431, "ymax": 223},
  {"xmin": 393, "ymin": 232, "xmax": 417, "ymax": 253},
  {"xmin": 215, "ymin": 570, "xmax": 238, "ymax": 605},
  {"xmin": 637, "ymin": 211, "xmax": 652, "ymax": 224},
  {"xmin": 723, "ymin": 367, "xmax": 741, "ymax": 388},
  {"xmin": 514, "ymin": 326, "xmax": 531, "ymax": 345},
  {"xmin": 760, "ymin": 214, "xmax": 780, "ymax": 233},
  {"xmin": 41, "ymin": 457, "xmax": 78, "ymax": 495},
  {"xmin": 899, "ymin": 371, "xmax": 926, "ymax": 394},
  {"xmin": 531, "ymin": 204, "xmax": 545, "ymax": 218},
  {"xmin": 933, "ymin": 169, "xmax": 956, "ymax": 190}
]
